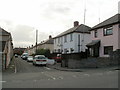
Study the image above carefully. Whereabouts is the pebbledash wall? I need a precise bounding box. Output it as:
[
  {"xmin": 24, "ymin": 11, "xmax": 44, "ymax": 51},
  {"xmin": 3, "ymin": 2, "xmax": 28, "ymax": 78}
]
[{"xmin": 91, "ymin": 24, "xmax": 120, "ymax": 57}]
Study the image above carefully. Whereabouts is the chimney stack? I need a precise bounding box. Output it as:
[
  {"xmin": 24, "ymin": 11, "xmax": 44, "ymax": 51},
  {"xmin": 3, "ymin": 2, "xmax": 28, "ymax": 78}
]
[
  {"xmin": 74, "ymin": 21, "xmax": 79, "ymax": 27},
  {"xmin": 49, "ymin": 35, "xmax": 52, "ymax": 39}
]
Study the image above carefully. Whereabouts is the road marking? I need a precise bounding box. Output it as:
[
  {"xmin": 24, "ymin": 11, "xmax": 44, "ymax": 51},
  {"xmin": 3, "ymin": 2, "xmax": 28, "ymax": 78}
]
[
  {"xmin": 29, "ymin": 63, "xmax": 32, "ymax": 64},
  {"xmin": 58, "ymin": 76, "xmax": 63, "ymax": 79},
  {"xmin": 33, "ymin": 80, "xmax": 37, "ymax": 82},
  {"xmin": 106, "ymin": 71, "xmax": 113, "ymax": 74},
  {"xmin": 73, "ymin": 75, "xmax": 77, "ymax": 78},
  {"xmin": 84, "ymin": 74, "xmax": 90, "ymax": 77},
  {"xmin": 94, "ymin": 73, "xmax": 103, "ymax": 76},
  {"xmin": 44, "ymin": 67, "xmax": 51, "ymax": 70},
  {"xmin": 0, "ymin": 81, "xmax": 6, "ymax": 83},
  {"xmin": 52, "ymin": 77, "xmax": 56, "ymax": 80}
]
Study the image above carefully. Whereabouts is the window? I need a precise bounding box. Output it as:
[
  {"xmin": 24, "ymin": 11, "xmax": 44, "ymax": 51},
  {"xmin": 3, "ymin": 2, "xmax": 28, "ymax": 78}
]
[
  {"xmin": 70, "ymin": 34, "xmax": 73, "ymax": 41},
  {"xmin": 94, "ymin": 30, "xmax": 98, "ymax": 38},
  {"xmin": 70, "ymin": 48, "xmax": 74, "ymax": 53},
  {"xmin": 58, "ymin": 38, "xmax": 60, "ymax": 43},
  {"xmin": 104, "ymin": 46, "xmax": 113, "ymax": 55},
  {"xmin": 64, "ymin": 35, "xmax": 67, "ymax": 43},
  {"xmin": 103, "ymin": 26, "xmax": 113, "ymax": 36},
  {"xmin": 54, "ymin": 39, "xmax": 56, "ymax": 43}
]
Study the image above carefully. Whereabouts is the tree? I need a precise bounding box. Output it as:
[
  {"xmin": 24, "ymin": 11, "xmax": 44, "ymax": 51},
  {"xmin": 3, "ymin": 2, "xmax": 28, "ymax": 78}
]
[{"xmin": 35, "ymin": 49, "xmax": 50, "ymax": 58}]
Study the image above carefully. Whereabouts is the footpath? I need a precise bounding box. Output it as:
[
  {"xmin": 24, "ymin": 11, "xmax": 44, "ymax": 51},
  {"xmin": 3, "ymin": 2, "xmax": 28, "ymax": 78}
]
[
  {"xmin": 2, "ymin": 57, "xmax": 16, "ymax": 74},
  {"xmin": 47, "ymin": 63, "xmax": 119, "ymax": 72}
]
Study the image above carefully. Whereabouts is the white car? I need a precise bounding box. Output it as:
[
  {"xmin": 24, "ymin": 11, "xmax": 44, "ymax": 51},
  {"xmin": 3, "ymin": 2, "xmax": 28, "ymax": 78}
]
[
  {"xmin": 33, "ymin": 55, "xmax": 47, "ymax": 66},
  {"xmin": 27, "ymin": 56, "xmax": 33, "ymax": 62},
  {"xmin": 47, "ymin": 58, "xmax": 55, "ymax": 65}
]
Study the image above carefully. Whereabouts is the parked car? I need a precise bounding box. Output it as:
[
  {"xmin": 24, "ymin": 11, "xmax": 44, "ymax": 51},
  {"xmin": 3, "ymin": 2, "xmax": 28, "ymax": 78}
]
[
  {"xmin": 21, "ymin": 53, "xmax": 28, "ymax": 60},
  {"xmin": 15, "ymin": 54, "xmax": 18, "ymax": 58},
  {"xmin": 27, "ymin": 56, "xmax": 33, "ymax": 62},
  {"xmin": 33, "ymin": 55, "xmax": 47, "ymax": 66},
  {"xmin": 52, "ymin": 54, "xmax": 62, "ymax": 63},
  {"xmin": 47, "ymin": 58, "xmax": 55, "ymax": 65}
]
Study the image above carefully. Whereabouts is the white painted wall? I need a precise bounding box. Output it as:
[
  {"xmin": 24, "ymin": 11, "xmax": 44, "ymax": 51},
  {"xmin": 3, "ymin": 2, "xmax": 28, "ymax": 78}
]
[{"xmin": 54, "ymin": 32, "xmax": 91, "ymax": 54}]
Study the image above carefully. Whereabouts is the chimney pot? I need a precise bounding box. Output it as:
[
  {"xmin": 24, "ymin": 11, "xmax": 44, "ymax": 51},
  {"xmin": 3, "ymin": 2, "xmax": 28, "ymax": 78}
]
[
  {"xmin": 74, "ymin": 21, "xmax": 79, "ymax": 27},
  {"xmin": 49, "ymin": 35, "xmax": 52, "ymax": 39}
]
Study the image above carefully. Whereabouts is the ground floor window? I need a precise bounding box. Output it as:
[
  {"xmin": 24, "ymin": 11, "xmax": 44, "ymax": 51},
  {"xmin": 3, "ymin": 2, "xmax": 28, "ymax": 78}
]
[{"xmin": 104, "ymin": 46, "xmax": 113, "ymax": 55}]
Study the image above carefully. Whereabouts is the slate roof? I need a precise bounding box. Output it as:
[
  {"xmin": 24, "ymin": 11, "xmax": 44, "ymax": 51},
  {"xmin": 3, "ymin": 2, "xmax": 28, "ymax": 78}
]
[
  {"xmin": 54, "ymin": 24, "xmax": 91, "ymax": 39},
  {"xmin": 37, "ymin": 38, "xmax": 54, "ymax": 47},
  {"xmin": 91, "ymin": 14, "xmax": 120, "ymax": 30},
  {"xmin": 0, "ymin": 27, "xmax": 10, "ymax": 36}
]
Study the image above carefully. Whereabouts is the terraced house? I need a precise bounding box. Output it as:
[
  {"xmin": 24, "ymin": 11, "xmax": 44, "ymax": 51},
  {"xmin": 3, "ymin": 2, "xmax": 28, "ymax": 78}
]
[{"xmin": 87, "ymin": 14, "xmax": 120, "ymax": 57}]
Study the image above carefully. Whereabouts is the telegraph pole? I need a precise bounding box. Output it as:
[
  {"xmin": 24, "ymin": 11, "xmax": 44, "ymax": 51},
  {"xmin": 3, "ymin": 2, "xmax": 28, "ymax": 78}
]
[
  {"xmin": 81, "ymin": 0, "xmax": 86, "ymax": 52},
  {"xmin": 36, "ymin": 30, "xmax": 38, "ymax": 54}
]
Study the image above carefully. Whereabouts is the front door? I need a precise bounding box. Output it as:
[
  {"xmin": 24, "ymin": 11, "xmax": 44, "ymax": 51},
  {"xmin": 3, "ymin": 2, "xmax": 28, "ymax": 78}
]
[{"xmin": 93, "ymin": 46, "xmax": 99, "ymax": 57}]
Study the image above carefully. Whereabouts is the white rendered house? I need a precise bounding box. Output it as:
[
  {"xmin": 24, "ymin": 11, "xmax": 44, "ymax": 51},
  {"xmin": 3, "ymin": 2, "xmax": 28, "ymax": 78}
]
[{"xmin": 54, "ymin": 21, "xmax": 91, "ymax": 54}]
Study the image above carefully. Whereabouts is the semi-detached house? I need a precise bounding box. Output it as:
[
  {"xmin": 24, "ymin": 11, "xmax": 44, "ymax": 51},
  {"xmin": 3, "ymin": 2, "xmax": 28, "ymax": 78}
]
[
  {"xmin": 87, "ymin": 14, "xmax": 120, "ymax": 57},
  {"xmin": 54, "ymin": 21, "xmax": 91, "ymax": 54}
]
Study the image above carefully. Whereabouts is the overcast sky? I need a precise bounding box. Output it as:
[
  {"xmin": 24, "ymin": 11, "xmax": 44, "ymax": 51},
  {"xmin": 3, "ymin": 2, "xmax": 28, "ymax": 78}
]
[{"xmin": 0, "ymin": 0, "xmax": 119, "ymax": 48}]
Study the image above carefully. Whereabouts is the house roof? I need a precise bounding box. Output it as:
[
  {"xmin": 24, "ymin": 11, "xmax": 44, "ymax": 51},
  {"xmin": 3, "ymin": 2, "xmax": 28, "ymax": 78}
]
[
  {"xmin": 37, "ymin": 38, "xmax": 54, "ymax": 46},
  {"xmin": 91, "ymin": 14, "xmax": 120, "ymax": 30},
  {"xmin": 0, "ymin": 27, "xmax": 10, "ymax": 36},
  {"xmin": 54, "ymin": 24, "xmax": 91, "ymax": 39}
]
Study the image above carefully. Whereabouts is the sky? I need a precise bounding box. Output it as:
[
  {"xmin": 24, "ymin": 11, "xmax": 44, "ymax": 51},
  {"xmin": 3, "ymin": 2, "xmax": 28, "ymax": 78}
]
[{"xmin": 0, "ymin": 0, "xmax": 119, "ymax": 48}]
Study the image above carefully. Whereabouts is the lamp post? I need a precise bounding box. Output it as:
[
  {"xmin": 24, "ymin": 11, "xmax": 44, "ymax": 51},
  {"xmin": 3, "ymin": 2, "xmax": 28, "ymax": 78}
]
[{"xmin": 36, "ymin": 30, "xmax": 38, "ymax": 54}]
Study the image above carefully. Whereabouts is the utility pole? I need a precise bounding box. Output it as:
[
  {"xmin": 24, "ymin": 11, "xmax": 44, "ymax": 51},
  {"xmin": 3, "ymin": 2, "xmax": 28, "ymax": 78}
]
[
  {"xmin": 36, "ymin": 30, "xmax": 38, "ymax": 54},
  {"xmin": 118, "ymin": 1, "xmax": 120, "ymax": 14},
  {"xmin": 81, "ymin": 0, "xmax": 86, "ymax": 52}
]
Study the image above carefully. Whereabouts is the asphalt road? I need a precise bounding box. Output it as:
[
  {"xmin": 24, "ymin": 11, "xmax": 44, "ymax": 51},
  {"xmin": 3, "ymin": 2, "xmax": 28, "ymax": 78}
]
[{"xmin": 2, "ymin": 57, "xmax": 118, "ymax": 88}]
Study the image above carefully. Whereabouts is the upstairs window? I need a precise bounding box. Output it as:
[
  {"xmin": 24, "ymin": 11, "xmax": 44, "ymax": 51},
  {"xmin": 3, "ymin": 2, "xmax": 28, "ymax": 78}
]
[
  {"xmin": 70, "ymin": 33, "xmax": 73, "ymax": 41},
  {"xmin": 103, "ymin": 26, "xmax": 113, "ymax": 36},
  {"xmin": 64, "ymin": 35, "xmax": 67, "ymax": 43},
  {"xmin": 54, "ymin": 39, "xmax": 56, "ymax": 44},
  {"xmin": 58, "ymin": 38, "xmax": 60, "ymax": 43},
  {"xmin": 94, "ymin": 30, "xmax": 98, "ymax": 38}
]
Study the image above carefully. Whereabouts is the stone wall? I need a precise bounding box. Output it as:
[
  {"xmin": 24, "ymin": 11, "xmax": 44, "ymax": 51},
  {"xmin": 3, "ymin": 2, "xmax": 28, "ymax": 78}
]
[
  {"xmin": 109, "ymin": 49, "xmax": 120, "ymax": 65},
  {"xmin": 61, "ymin": 49, "xmax": 120, "ymax": 69}
]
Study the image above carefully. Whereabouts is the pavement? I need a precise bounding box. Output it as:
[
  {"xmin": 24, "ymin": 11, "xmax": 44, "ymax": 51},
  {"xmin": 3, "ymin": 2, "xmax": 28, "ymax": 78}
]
[
  {"xmin": 47, "ymin": 62, "xmax": 119, "ymax": 72},
  {"xmin": 2, "ymin": 57, "xmax": 16, "ymax": 74}
]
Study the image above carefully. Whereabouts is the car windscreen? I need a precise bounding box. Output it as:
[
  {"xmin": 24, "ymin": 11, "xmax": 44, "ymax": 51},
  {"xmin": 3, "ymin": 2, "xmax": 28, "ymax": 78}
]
[{"xmin": 35, "ymin": 57, "xmax": 46, "ymax": 59}]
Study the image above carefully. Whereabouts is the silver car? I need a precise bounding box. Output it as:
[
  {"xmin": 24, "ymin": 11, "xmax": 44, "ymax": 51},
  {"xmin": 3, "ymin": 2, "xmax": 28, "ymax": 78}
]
[
  {"xmin": 27, "ymin": 56, "xmax": 33, "ymax": 62},
  {"xmin": 33, "ymin": 55, "xmax": 47, "ymax": 66}
]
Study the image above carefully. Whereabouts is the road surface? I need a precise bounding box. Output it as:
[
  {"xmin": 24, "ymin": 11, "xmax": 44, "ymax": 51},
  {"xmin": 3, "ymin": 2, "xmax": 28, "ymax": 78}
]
[{"xmin": 2, "ymin": 56, "xmax": 118, "ymax": 88}]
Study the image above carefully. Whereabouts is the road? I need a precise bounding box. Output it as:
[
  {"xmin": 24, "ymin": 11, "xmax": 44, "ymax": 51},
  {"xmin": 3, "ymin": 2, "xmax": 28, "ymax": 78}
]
[{"xmin": 2, "ymin": 57, "xmax": 118, "ymax": 88}]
